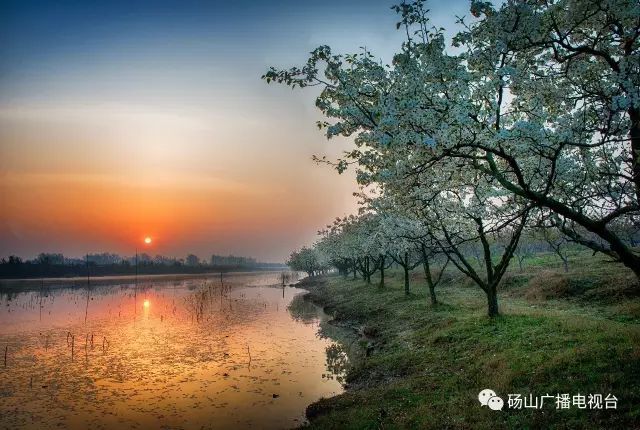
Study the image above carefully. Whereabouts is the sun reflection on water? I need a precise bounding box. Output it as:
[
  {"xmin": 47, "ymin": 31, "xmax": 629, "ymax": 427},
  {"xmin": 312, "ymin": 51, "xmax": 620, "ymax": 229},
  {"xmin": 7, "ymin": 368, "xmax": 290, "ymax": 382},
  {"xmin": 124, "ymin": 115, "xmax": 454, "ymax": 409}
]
[{"xmin": 0, "ymin": 273, "xmax": 346, "ymax": 430}]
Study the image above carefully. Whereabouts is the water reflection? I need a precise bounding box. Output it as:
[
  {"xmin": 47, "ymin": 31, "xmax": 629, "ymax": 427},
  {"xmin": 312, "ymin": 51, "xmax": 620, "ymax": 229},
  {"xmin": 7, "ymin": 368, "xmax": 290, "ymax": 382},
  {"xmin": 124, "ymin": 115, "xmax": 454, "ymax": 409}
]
[
  {"xmin": 324, "ymin": 344, "xmax": 349, "ymax": 384},
  {"xmin": 0, "ymin": 272, "xmax": 345, "ymax": 429}
]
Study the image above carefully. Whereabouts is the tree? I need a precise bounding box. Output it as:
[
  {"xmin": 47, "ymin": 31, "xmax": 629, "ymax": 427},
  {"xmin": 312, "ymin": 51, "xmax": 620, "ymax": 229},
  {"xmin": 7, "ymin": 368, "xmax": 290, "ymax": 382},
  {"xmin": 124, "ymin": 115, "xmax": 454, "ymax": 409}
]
[
  {"xmin": 443, "ymin": 0, "xmax": 640, "ymax": 275},
  {"xmin": 380, "ymin": 220, "xmax": 422, "ymax": 296},
  {"xmin": 185, "ymin": 254, "xmax": 200, "ymax": 267},
  {"xmin": 374, "ymin": 208, "xmax": 449, "ymax": 302},
  {"xmin": 385, "ymin": 164, "xmax": 529, "ymax": 316},
  {"xmin": 287, "ymin": 247, "xmax": 326, "ymax": 277},
  {"xmin": 36, "ymin": 253, "xmax": 64, "ymax": 265},
  {"xmin": 264, "ymin": 0, "xmax": 640, "ymax": 281},
  {"xmin": 512, "ymin": 231, "xmax": 539, "ymax": 272},
  {"xmin": 87, "ymin": 253, "xmax": 123, "ymax": 265},
  {"xmin": 541, "ymin": 227, "xmax": 571, "ymax": 273},
  {"xmin": 317, "ymin": 215, "xmax": 362, "ymax": 279},
  {"xmin": 362, "ymin": 216, "xmax": 395, "ymax": 289},
  {"xmin": 137, "ymin": 253, "xmax": 152, "ymax": 265}
]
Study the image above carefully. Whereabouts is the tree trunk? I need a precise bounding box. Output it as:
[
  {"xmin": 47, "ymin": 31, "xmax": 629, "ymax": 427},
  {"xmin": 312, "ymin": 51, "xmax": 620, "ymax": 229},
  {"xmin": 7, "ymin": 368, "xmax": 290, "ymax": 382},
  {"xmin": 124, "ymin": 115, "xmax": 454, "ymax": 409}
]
[
  {"xmin": 404, "ymin": 252, "xmax": 410, "ymax": 296},
  {"xmin": 365, "ymin": 257, "xmax": 371, "ymax": 284},
  {"xmin": 486, "ymin": 286, "xmax": 499, "ymax": 318},
  {"xmin": 428, "ymin": 282, "xmax": 437, "ymax": 305},
  {"xmin": 422, "ymin": 246, "xmax": 437, "ymax": 305},
  {"xmin": 379, "ymin": 256, "xmax": 385, "ymax": 288}
]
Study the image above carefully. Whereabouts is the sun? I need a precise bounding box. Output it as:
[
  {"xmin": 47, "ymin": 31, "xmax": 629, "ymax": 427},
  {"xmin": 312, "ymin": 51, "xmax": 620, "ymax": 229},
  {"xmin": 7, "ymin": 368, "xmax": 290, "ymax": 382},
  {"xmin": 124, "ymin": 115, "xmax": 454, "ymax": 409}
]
[{"xmin": 144, "ymin": 236, "xmax": 152, "ymax": 244}]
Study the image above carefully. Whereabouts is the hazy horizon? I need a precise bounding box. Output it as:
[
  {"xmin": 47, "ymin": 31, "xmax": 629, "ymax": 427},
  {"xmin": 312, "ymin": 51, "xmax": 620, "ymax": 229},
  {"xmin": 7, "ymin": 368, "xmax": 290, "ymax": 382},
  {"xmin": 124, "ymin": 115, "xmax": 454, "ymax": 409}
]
[
  {"xmin": 3, "ymin": 250, "xmax": 287, "ymax": 265},
  {"xmin": 1, "ymin": 0, "xmax": 479, "ymax": 262}
]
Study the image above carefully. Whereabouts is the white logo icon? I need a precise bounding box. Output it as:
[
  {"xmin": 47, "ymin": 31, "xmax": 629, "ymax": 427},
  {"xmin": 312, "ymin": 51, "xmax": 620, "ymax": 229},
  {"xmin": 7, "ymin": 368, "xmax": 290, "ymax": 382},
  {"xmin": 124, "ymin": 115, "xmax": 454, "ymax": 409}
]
[
  {"xmin": 478, "ymin": 389, "xmax": 497, "ymax": 406},
  {"xmin": 488, "ymin": 395, "xmax": 504, "ymax": 410},
  {"xmin": 478, "ymin": 389, "xmax": 503, "ymax": 410}
]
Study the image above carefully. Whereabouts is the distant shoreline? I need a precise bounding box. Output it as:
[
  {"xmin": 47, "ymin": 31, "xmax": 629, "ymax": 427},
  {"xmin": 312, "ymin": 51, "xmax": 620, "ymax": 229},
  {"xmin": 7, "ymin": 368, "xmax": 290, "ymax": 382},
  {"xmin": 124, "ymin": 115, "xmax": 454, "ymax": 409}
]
[{"xmin": 0, "ymin": 268, "xmax": 289, "ymax": 291}]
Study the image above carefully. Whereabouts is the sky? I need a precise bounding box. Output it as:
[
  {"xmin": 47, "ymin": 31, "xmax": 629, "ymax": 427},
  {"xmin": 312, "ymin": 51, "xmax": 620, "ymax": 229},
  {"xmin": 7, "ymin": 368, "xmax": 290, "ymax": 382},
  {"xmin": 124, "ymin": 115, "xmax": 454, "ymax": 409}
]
[{"xmin": 0, "ymin": 0, "xmax": 481, "ymax": 263}]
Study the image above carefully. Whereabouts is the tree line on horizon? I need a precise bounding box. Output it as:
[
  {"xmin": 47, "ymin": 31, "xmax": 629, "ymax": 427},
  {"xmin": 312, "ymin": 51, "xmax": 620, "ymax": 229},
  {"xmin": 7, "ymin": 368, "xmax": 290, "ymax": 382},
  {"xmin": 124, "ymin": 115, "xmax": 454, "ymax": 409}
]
[
  {"xmin": 0, "ymin": 252, "xmax": 285, "ymax": 279},
  {"xmin": 270, "ymin": 0, "xmax": 640, "ymax": 317}
]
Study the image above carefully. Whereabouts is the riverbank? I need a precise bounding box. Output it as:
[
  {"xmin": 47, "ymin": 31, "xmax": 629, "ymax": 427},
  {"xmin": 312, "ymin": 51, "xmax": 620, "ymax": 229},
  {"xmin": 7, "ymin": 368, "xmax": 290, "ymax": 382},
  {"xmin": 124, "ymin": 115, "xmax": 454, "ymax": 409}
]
[{"xmin": 297, "ymin": 255, "xmax": 640, "ymax": 429}]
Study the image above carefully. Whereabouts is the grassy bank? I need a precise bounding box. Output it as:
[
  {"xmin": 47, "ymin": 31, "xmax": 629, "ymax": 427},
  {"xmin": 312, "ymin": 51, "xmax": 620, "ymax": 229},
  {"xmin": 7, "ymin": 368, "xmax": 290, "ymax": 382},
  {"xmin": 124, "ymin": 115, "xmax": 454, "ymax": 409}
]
[{"xmin": 298, "ymin": 253, "xmax": 640, "ymax": 429}]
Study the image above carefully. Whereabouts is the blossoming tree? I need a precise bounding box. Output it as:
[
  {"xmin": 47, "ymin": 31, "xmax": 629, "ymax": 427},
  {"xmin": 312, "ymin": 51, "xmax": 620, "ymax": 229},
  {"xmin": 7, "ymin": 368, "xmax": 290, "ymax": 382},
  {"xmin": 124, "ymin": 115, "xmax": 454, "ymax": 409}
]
[{"xmin": 265, "ymin": 0, "xmax": 640, "ymax": 284}]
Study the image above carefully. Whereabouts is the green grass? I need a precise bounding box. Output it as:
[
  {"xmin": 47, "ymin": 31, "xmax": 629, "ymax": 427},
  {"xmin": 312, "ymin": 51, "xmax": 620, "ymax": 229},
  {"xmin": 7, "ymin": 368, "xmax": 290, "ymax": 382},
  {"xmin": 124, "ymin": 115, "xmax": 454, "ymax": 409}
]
[{"xmin": 299, "ymin": 253, "xmax": 640, "ymax": 429}]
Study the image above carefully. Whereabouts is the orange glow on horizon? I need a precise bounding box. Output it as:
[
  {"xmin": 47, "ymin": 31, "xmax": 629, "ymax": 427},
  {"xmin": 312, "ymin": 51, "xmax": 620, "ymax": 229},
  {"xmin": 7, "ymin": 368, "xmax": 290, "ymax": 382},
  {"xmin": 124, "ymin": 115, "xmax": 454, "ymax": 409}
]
[{"xmin": 0, "ymin": 168, "xmax": 357, "ymax": 261}]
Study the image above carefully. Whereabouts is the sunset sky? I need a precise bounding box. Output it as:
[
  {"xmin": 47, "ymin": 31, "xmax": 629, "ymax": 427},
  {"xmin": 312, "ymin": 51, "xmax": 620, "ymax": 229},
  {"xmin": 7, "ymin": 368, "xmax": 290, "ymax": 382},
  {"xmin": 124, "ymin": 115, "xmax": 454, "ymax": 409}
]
[{"xmin": 1, "ymin": 0, "xmax": 477, "ymax": 262}]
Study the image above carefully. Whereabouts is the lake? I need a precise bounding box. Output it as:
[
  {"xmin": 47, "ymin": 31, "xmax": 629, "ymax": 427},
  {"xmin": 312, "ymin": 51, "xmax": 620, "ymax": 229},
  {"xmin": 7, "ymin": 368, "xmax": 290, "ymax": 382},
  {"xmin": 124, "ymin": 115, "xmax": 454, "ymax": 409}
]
[{"xmin": 0, "ymin": 272, "xmax": 346, "ymax": 429}]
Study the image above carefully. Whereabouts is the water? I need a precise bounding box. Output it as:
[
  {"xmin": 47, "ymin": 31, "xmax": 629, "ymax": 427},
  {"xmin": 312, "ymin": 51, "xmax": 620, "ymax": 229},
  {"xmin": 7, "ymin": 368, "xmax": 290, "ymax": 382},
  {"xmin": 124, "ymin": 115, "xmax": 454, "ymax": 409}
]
[{"xmin": 0, "ymin": 272, "xmax": 346, "ymax": 429}]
